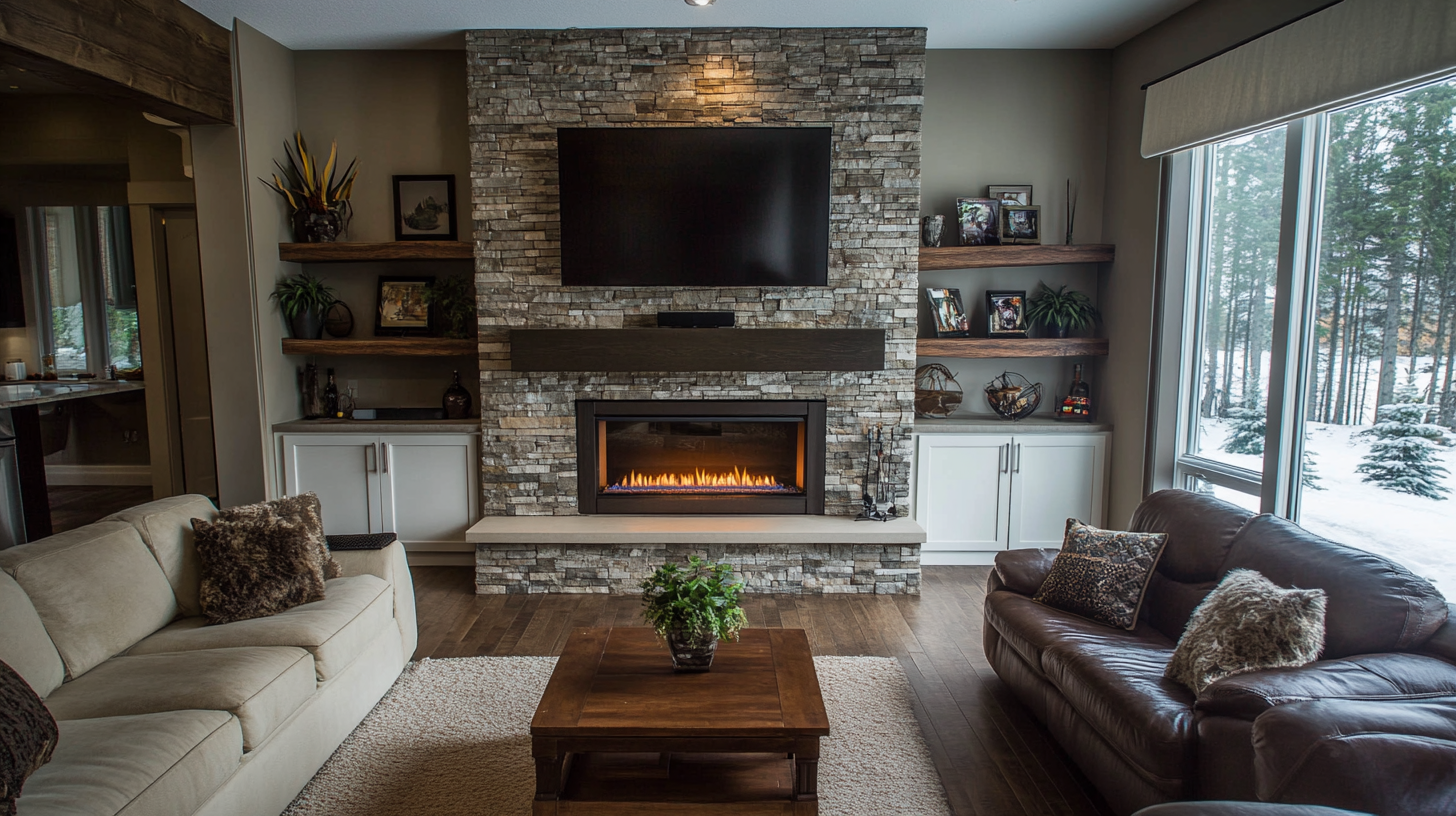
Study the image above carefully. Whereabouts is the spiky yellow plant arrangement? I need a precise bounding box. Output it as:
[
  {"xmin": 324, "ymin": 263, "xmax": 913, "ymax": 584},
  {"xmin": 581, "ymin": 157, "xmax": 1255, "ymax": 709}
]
[{"xmin": 261, "ymin": 132, "xmax": 359, "ymax": 243}]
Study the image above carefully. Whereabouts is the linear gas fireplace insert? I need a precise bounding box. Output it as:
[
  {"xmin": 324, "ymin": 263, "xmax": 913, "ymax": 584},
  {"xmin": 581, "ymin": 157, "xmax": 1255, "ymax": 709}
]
[{"xmin": 575, "ymin": 400, "xmax": 826, "ymax": 515}]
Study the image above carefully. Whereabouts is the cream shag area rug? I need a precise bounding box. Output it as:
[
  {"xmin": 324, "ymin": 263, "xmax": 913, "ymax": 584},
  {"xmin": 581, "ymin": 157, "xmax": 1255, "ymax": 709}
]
[{"xmin": 284, "ymin": 655, "xmax": 951, "ymax": 816}]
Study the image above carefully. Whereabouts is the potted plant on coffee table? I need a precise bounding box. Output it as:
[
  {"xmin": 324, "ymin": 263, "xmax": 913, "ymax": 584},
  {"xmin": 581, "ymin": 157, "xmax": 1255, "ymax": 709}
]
[
  {"xmin": 640, "ymin": 555, "xmax": 747, "ymax": 672},
  {"xmin": 1024, "ymin": 282, "xmax": 1100, "ymax": 339},
  {"xmin": 272, "ymin": 271, "xmax": 337, "ymax": 340}
]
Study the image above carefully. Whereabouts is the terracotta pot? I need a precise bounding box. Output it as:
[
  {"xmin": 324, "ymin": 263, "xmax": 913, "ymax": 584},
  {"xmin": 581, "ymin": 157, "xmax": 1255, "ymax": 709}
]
[{"xmin": 666, "ymin": 629, "xmax": 718, "ymax": 672}]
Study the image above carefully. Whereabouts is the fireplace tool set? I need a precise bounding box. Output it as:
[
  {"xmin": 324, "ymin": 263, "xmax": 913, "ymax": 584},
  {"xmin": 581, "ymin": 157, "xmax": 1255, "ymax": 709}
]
[{"xmin": 855, "ymin": 423, "xmax": 898, "ymax": 522}]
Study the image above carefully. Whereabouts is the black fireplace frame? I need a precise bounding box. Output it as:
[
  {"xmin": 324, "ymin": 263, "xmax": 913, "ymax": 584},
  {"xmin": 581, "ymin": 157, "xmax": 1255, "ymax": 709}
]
[{"xmin": 576, "ymin": 399, "xmax": 827, "ymax": 515}]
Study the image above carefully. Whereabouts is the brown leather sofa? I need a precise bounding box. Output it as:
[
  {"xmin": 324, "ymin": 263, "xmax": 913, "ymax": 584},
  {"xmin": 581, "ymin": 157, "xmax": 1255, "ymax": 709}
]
[{"xmin": 983, "ymin": 489, "xmax": 1456, "ymax": 816}]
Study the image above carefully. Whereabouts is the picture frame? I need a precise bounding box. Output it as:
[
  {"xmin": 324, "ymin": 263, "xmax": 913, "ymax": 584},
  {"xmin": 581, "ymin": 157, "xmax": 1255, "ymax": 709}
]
[
  {"xmin": 1000, "ymin": 204, "xmax": 1042, "ymax": 245},
  {"xmin": 925, "ymin": 288, "xmax": 972, "ymax": 338},
  {"xmin": 986, "ymin": 290, "xmax": 1028, "ymax": 338},
  {"xmin": 955, "ymin": 197, "xmax": 1000, "ymax": 246},
  {"xmin": 392, "ymin": 175, "xmax": 457, "ymax": 241},
  {"xmin": 374, "ymin": 276, "xmax": 435, "ymax": 337},
  {"xmin": 987, "ymin": 185, "xmax": 1032, "ymax": 206}
]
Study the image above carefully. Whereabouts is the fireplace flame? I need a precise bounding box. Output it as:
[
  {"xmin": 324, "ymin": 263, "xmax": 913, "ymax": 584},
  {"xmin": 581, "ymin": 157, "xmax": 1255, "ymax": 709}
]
[{"xmin": 616, "ymin": 467, "xmax": 783, "ymax": 489}]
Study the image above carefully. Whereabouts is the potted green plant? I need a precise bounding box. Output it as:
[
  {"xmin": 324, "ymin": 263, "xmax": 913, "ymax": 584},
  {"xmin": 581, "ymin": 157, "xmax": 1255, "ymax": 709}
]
[
  {"xmin": 640, "ymin": 556, "xmax": 747, "ymax": 672},
  {"xmin": 272, "ymin": 271, "xmax": 336, "ymax": 340},
  {"xmin": 260, "ymin": 133, "xmax": 359, "ymax": 243},
  {"xmin": 423, "ymin": 275, "xmax": 476, "ymax": 339},
  {"xmin": 1024, "ymin": 282, "xmax": 1100, "ymax": 339}
]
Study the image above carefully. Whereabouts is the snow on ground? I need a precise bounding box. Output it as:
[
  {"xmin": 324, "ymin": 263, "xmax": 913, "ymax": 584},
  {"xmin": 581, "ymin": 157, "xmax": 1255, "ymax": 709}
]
[{"xmin": 1198, "ymin": 418, "xmax": 1456, "ymax": 594}]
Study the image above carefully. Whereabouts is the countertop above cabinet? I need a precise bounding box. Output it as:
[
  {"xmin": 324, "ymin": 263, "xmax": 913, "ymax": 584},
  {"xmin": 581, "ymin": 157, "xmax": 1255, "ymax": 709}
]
[
  {"xmin": 273, "ymin": 418, "xmax": 479, "ymax": 434},
  {"xmin": 915, "ymin": 416, "xmax": 1112, "ymax": 434}
]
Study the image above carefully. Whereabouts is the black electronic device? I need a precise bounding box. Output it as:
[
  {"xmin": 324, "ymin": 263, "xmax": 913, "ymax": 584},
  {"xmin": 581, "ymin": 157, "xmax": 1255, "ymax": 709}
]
[
  {"xmin": 557, "ymin": 127, "xmax": 831, "ymax": 288},
  {"xmin": 656, "ymin": 311, "xmax": 735, "ymax": 329}
]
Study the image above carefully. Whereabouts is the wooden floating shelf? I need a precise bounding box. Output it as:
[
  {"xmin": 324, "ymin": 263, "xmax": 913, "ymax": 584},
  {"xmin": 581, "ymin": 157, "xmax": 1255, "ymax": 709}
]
[
  {"xmin": 917, "ymin": 337, "xmax": 1109, "ymax": 359},
  {"xmin": 278, "ymin": 241, "xmax": 474, "ymax": 263},
  {"xmin": 510, "ymin": 328, "xmax": 885, "ymax": 372},
  {"xmin": 282, "ymin": 338, "xmax": 477, "ymax": 357},
  {"xmin": 919, "ymin": 244, "xmax": 1114, "ymax": 270}
]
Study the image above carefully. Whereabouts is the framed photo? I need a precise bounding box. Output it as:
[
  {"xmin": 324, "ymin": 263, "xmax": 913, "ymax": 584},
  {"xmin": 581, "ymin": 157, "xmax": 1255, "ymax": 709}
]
[
  {"xmin": 392, "ymin": 175, "xmax": 457, "ymax": 241},
  {"xmin": 925, "ymin": 288, "xmax": 971, "ymax": 338},
  {"xmin": 955, "ymin": 197, "xmax": 1000, "ymax": 246},
  {"xmin": 987, "ymin": 185, "xmax": 1032, "ymax": 206},
  {"xmin": 1000, "ymin": 204, "xmax": 1042, "ymax": 245},
  {"xmin": 986, "ymin": 290, "xmax": 1028, "ymax": 338},
  {"xmin": 375, "ymin": 276, "xmax": 434, "ymax": 336}
]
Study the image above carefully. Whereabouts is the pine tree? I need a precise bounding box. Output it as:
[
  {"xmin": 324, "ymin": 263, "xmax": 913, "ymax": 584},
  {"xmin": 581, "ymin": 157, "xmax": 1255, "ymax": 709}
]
[
  {"xmin": 1301, "ymin": 447, "xmax": 1323, "ymax": 491},
  {"xmin": 1356, "ymin": 402, "xmax": 1451, "ymax": 499},
  {"xmin": 1222, "ymin": 404, "xmax": 1265, "ymax": 456}
]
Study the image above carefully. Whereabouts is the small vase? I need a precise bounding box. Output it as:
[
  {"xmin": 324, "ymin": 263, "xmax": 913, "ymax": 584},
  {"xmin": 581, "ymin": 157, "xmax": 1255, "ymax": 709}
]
[
  {"xmin": 292, "ymin": 208, "xmax": 345, "ymax": 243},
  {"xmin": 288, "ymin": 309, "xmax": 325, "ymax": 340},
  {"xmin": 443, "ymin": 370, "xmax": 472, "ymax": 419},
  {"xmin": 921, "ymin": 215, "xmax": 945, "ymax": 248},
  {"xmin": 666, "ymin": 629, "xmax": 718, "ymax": 672}
]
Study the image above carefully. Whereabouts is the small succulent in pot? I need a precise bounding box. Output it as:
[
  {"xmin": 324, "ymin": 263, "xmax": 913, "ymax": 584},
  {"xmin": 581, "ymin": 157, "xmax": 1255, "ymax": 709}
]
[
  {"xmin": 1024, "ymin": 282, "xmax": 1100, "ymax": 339},
  {"xmin": 272, "ymin": 271, "xmax": 336, "ymax": 340},
  {"xmin": 640, "ymin": 555, "xmax": 747, "ymax": 672}
]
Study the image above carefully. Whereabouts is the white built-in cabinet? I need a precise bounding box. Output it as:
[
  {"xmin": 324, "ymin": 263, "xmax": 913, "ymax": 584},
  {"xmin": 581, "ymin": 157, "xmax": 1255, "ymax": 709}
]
[
  {"xmin": 914, "ymin": 431, "xmax": 1108, "ymax": 564},
  {"xmin": 279, "ymin": 433, "xmax": 480, "ymax": 551}
]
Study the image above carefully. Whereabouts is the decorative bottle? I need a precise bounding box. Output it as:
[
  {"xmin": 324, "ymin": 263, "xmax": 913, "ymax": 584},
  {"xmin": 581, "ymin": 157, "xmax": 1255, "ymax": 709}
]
[
  {"xmin": 443, "ymin": 370, "xmax": 472, "ymax": 419},
  {"xmin": 324, "ymin": 368, "xmax": 340, "ymax": 418},
  {"xmin": 1058, "ymin": 363, "xmax": 1092, "ymax": 421},
  {"xmin": 303, "ymin": 363, "xmax": 324, "ymax": 419}
]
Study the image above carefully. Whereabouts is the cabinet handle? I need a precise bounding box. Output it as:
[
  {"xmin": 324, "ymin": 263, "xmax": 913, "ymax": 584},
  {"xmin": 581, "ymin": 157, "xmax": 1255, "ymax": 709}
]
[
  {"xmin": 1013, "ymin": 444, "xmax": 1021, "ymax": 473},
  {"xmin": 999, "ymin": 443, "xmax": 1008, "ymax": 473},
  {"xmin": 366, "ymin": 443, "xmax": 376, "ymax": 473},
  {"xmin": 381, "ymin": 443, "xmax": 389, "ymax": 474}
]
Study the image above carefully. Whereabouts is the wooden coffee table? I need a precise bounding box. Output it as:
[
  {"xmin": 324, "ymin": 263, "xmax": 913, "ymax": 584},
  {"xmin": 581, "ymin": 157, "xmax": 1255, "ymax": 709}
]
[{"xmin": 531, "ymin": 627, "xmax": 830, "ymax": 815}]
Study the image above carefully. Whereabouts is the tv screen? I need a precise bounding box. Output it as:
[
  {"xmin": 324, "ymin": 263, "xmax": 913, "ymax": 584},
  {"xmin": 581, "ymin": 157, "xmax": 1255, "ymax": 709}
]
[{"xmin": 557, "ymin": 127, "xmax": 830, "ymax": 287}]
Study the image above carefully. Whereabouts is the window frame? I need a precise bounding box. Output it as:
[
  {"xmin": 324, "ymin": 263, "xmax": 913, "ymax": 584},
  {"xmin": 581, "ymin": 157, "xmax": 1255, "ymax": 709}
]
[{"xmin": 25, "ymin": 205, "xmax": 134, "ymax": 378}]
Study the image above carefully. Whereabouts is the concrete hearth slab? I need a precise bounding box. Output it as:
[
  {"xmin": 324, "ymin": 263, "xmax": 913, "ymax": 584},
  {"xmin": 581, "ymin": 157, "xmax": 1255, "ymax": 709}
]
[{"xmin": 466, "ymin": 515, "xmax": 926, "ymax": 546}]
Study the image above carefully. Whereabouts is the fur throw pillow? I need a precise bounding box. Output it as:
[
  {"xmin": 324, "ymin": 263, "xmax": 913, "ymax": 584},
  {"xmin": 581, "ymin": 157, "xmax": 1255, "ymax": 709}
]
[
  {"xmin": 1033, "ymin": 519, "xmax": 1168, "ymax": 630},
  {"xmin": 1165, "ymin": 569, "xmax": 1327, "ymax": 694},
  {"xmin": 0, "ymin": 660, "xmax": 57, "ymax": 816},
  {"xmin": 191, "ymin": 515, "xmax": 327, "ymax": 625},
  {"xmin": 219, "ymin": 493, "xmax": 341, "ymax": 580}
]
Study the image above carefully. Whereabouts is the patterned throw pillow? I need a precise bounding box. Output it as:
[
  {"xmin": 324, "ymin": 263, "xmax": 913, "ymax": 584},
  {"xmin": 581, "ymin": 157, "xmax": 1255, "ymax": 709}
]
[
  {"xmin": 191, "ymin": 515, "xmax": 327, "ymax": 625},
  {"xmin": 1033, "ymin": 519, "xmax": 1169, "ymax": 630},
  {"xmin": 219, "ymin": 493, "xmax": 341, "ymax": 580},
  {"xmin": 1165, "ymin": 569, "xmax": 1326, "ymax": 694},
  {"xmin": 0, "ymin": 660, "xmax": 57, "ymax": 816}
]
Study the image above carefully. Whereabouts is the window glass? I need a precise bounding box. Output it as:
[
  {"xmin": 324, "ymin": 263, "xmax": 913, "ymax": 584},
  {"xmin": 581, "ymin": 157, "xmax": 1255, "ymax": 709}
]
[
  {"xmin": 1296, "ymin": 79, "xmax": 1456, "ymax": 592},
  {"xmin": 1187, "ymin": 127, "xmax": 1287, "ymax": 474},
  {"xmin": 41, "ymin": 207, "xmax": 88, "ymax": 371},
  {"xmin": 97, "ymin": 207, "xmax": 140, "ymax": 369},
  {"xmin": 32, "ymin": 206, "xmax": 137, "ymax": 375}
]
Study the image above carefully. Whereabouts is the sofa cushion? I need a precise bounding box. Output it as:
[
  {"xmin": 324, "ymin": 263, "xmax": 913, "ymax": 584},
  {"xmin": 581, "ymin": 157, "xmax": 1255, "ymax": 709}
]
[
  {"xmin": 105, "ymin": 495, "xmax": 219, "ymax": 619},
  {"xmin": 16, "ymin": 711, "xmax": 240, "ymax": 816},
  {"xmin": 192, "ymin": 515, "xmax": 326, "ymax": 625},
  {"xmin": 1166, "ymin": 569, "xmax": 1327, "ymax": 695},
  {"xmin": 0, "ymin": 522, "xmax": 177, "ymax": 680},
  {"xmin": 1042, "ymin": 636, "xmax": 1198, "ymax": 789},
  {"xmin": 1129, "ymin": 489, "xmax": 1252, "ymax": 583},
  {"xmin": 1196, "ymin": 652, "xmax": 1456, "ymax": 720},
  {"xmin": 986, "ymin": 589, "xmax": 1174, "ymax": 677},
  {"xmin": 1223, "ymin": 514, "xmax": 1448, "ymax": 658},
  {"xmin": 42, "ymin": 647, "xmax": 314, "ymax": 751},
  {"xmin": 0, "ymin": 573, "xmax": 63, "ymax": 699},
  {"xmin": 127, "ymin": 574, "xmax": 392, "ymax": 681},
  {"xmin": 1034, "ymin": 519, "xmax": 1167, "ymax": 630}
]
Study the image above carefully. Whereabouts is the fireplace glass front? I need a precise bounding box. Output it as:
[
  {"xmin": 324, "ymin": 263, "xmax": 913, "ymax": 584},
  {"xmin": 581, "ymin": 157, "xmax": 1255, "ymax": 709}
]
[{"xmin": 576, "ymin": 400, "xmax": 826, "ymax": 514}]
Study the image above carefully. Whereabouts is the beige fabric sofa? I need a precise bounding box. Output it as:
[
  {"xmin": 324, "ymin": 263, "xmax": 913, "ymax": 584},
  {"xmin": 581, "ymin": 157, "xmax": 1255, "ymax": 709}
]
[{"xmin": 0, "ymin": 495, "xmax": 418, "ymax": 816}]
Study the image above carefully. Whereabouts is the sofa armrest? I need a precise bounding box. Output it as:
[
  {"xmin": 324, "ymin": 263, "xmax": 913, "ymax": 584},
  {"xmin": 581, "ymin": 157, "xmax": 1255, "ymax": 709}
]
[
  {"xmin": 331, "ymin": 541, "xmax": 417, "ymax": 660},
  {"xmin": 1419, "ymin": 605, "xmax": 1456, "ymax": 664},
  {"xmin": 991, "ymin": 548, "xmax": 1058, "ymax": 597},
  {"xmin": 1197, "ymin": 653, "xmax": 1456, "ymax": 720},
  {"xmin": 1253, "ymin": 697, "xmax": 1456, "ymax": 814}
]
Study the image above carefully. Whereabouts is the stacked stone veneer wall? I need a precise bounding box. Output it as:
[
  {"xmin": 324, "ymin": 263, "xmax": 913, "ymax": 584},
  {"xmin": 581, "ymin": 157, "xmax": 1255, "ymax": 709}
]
[{"xmin": 466, "ymin": 27, "xmax": 926, "ymax": 520}]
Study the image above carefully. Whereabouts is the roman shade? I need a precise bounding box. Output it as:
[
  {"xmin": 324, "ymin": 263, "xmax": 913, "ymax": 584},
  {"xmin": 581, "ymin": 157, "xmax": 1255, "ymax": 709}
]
[{"xmin": 1141, "ymin": 0, "xmax": 1456, "ymax": 158}]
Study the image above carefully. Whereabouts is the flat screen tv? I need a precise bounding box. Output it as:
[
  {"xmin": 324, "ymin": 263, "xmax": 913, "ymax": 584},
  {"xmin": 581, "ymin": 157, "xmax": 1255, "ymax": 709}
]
[{"xmin": 557, "ymin": 127, "xmax": 831, "ymax": 287}]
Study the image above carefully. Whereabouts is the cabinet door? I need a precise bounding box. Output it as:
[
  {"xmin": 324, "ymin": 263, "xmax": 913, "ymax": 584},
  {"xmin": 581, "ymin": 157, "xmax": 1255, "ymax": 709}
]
[
  {"xmin": 378, "ymin": 435, "xmax": 480, "ymax": 547},
  {"xmin": 915, "ymin": 434, "xmax": 1013, "ymax": 554},
  {"xmin": 280, "ymin": 434, "xmax": 381, "ymax": 535},
  {"xmin": 1007, "ymin": 433, "xmax": 1108, "ymax": 549}
]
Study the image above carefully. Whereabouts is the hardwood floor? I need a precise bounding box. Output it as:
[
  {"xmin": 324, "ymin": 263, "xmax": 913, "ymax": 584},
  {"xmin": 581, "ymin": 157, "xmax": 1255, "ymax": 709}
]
[
  {"xmin": 410, "ymin": 565, "xmax": 1115, "ymax": 816},
  {"xmin": 48, "ymin": 485, "xmax": 155, "ymax": 533}
]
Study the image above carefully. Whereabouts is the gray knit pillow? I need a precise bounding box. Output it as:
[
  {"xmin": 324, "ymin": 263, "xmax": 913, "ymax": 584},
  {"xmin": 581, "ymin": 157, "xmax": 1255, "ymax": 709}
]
[{"xmin": 1165, "ymin": 569, "xmax": 1327, "ymax": 694}]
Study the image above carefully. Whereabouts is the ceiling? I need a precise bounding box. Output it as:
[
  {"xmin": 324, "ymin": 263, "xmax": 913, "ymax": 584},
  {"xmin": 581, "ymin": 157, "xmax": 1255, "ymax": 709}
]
[{"xmin": 178, "ymin": 0, "xmax": 1202, "ymax": 51}]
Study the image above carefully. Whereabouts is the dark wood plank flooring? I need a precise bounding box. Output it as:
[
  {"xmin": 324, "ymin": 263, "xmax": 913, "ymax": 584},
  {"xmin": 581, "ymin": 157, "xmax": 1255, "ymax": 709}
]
[
  {"xmin": 410, "ymin": 565, "xmax": 1114, "ymax": 816},
  {"xmin": 48, "ymin": 485, "xmax": 155, "ymax": 533}
]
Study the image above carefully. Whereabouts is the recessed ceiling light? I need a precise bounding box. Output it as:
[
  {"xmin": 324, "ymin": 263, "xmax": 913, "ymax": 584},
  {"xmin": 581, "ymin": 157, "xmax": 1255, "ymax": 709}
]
[{"xmin": 684, "ymin": 0, "xmax": 714, "ymax": 6}]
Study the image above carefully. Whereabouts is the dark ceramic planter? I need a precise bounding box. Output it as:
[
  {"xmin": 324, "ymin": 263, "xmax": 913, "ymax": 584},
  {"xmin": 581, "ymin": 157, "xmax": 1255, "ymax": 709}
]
[
  {"xmin": 292, "ymin": 208, "xmax": 344, "ymax": 243},
  {"xmin": 288, "ymin": 309, "xmax": 325, "ymax": 340},
  {"xmin": 1048, "ymin": 325, "xmax": 1070, "ymax": 339},
  {"xmin": 666, "ymin": 629, "xmax": 718, "ymax": 672}
]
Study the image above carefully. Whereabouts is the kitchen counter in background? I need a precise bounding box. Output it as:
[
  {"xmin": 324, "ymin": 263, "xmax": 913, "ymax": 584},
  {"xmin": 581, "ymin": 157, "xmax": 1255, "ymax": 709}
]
[
  {"xmin": 272, "ymin": 418, "xmax": 479, "ymax": 434},
  {"xmin": 0, "ymin": 380, "xmax": 145, "ymax": 409}
]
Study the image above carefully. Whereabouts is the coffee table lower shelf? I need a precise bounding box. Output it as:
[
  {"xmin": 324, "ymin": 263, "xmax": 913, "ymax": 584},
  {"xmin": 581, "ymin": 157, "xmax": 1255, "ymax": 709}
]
[{"xmin": 539, "ymin": 751, "xmax": 814, "ymax": 815}]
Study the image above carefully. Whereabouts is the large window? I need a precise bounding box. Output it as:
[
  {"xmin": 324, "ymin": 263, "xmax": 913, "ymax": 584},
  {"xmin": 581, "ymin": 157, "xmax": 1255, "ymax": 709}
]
[
  {"xmin": 28, "ymin": 206, "xmax": 139, "ymax": 375},
  {"xmin": 1171, "ymin": 79, "xmax": 1456, "ymax": 593}
]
